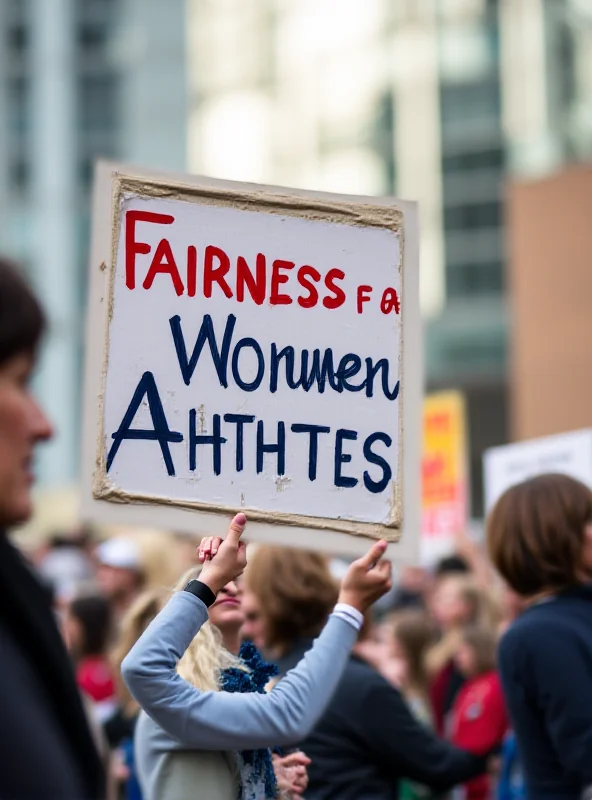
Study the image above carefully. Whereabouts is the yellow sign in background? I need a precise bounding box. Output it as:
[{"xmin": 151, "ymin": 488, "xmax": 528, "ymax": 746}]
[{"xmin": 421, "ymin": 391, "xmax": 469, "ymax": 557}]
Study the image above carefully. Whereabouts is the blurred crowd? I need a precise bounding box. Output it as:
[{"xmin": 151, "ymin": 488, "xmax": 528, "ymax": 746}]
[
  {"xmin": 20, "ymin": 520, "xmax": 519, "ymax": 800},
  {"xmin": 3, "ymin": 257, "xmax": 592, "ymax": 800}
]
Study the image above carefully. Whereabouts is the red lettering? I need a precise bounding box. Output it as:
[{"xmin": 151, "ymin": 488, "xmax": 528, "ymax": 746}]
[
  {"xmin": 187, "ymin": 246, "xmax": 197, "ymax": 297},
  {"xmin": 323, "ymin": 268, "xmax": 346, "ymax": 309},
  {"xmin": 357, "ymin": 284, "xmax": 373, "ymax": 314},
  {"xmin": 380, "ymin": 287, "xmax": 401, "ymax": 315},
  {"xmin": 204, "ymin": 245, "xmax": 233, "ymax": 299},
  {"xmin": 125, "ymin": 210, "xmax": 174, "ymax": 290},
  {"xmin": 237, "ymin": 253, "xmax": 266, "ymax": 305},
  {"xmin": 142, "ymin": 238, "xmax": 184, "ymax": 295},
  {"xmin": 297, "ymin": 266, "xmax": 321, "ymax": 308},
  {"xmin": 270, "ymin": 259, "xmax": 295, "ymax": 305}
]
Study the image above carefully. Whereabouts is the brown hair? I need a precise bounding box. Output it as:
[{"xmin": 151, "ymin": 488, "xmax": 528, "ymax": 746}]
[
  {"xmin": 393, "ymin": 611, "xmax": 436, "ymax": 698},
  {"xmin": 245, "ymin": 546, "xmax": 338, "ymax": 653},
  {"xmin": 0, "ymin": 258, "xmax": 45, "ymax": 365},
  {"xmin": 487, "ymin": 473, "xmax": 592, "ymax": 597},
  {"xmin": 460, "ymin": 624, "xmax": 498, "ymax": 676}
]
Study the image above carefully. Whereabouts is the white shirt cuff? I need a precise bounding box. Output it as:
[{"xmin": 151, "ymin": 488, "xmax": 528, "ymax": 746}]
[{"xmin": 332, "ymin": 603, "xmax": 364, "ymax": 632}]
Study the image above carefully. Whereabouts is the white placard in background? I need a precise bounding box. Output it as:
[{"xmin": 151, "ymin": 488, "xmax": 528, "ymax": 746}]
[
  {"xmin": 81, "ymin": 163, "xmax": 422, "ymax": 559},
  {"xmin": 483, "ymin": 428, "xmax": 592, "ymax": 513}
]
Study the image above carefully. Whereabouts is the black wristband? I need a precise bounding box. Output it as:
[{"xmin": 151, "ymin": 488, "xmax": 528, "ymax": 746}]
[{"xmin": 183, "ymin": 579, "xmax": 217, "ymax": 607}]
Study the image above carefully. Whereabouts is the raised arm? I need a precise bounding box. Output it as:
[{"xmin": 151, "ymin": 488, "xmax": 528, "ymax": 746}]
[
  {"xmin": 122, "ymin": 515, "xmax": 392, "ymax": 751},
  {"xmin": 122, "ymin": 590, "xmax": 357, "ymax": 749}
]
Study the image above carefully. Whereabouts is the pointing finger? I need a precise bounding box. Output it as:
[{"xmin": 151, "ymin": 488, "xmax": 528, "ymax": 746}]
[
  {"xmin": 358, "ymin": 539, "xmax": 388, "ymax": 569},
  {"xmin": 225, "ymin": 512, "xmax": 247, "ymax": 547}
]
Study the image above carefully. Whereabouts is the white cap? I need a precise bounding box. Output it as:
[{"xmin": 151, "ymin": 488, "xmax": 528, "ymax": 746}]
[{"xmin": 96, "ymin": 538, "xmax": 141, "ymax": 571}]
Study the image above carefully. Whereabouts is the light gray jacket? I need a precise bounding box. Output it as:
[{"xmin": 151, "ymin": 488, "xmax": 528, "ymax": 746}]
[{"xmin": 122, "ymin": 591, "xmax": 357, "ymax": 800}]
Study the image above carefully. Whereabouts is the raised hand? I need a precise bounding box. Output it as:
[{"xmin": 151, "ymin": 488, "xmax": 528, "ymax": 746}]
[
  {"xmin": 198, "ymin": 513, "xmax": 248, "ymax": 595},
  {"xmin": 338, "ymin": 540, "xmax": 392, "ymax": 612}
]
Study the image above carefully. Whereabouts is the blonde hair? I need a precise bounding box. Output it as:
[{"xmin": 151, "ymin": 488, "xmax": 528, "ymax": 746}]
[
  {"xmin": 112, "ymin": 566, "xmax": 245, "ymax": 715},
  {"xmin": 111, "ymin": 588, "xmax": 166, "ymax": 717}
]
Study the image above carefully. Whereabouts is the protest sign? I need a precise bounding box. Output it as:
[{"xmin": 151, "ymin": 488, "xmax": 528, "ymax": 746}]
[
  {"xmin": 81, "ymin": 163, "xmax": 421, "ymax": 558},
  {"xmin": 421, "ymin": 391, "xmax": 469, "ymax": 563},
  {"xmin": 484, "ymin": 428, "xmax": 592, "ymax": 512}
]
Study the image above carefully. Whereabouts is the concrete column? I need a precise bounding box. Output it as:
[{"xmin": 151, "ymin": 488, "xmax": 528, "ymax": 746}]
[
  {"xmin": 30, "ymin": 0, "xmax": 78, "ymax": 486},
  {"xmin": 391, "ymin": 3, "xmax": 445, "ymax": 319}
]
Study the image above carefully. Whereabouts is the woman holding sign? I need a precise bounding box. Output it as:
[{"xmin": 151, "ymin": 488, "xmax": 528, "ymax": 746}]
[
  {"xmin": 488, "ymin": 473, "xmax": 592, "ymax": 800},
  {"xmin": 122, "ymin": 514, "xmax": 392, "ymax": 800}
]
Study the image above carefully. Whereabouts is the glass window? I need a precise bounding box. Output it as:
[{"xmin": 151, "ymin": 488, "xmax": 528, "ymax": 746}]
[
  {"xmin": 78, "ymin": 74, "xmax": 118, "ymax": 132},
  {"xmin": 9, "ymin": 158, "xmax": 29, "ymax": 195},
  {"xmin": 7, "ymin": 76, "xmax": 29, "ymax": 135},
  {"xmin": 440, "ymin": 81, "xmax": 500, "ymax": 128},
  {"xmin": 78, "ymin": 22, "xmax": 106, "ymax": 55},
  {"xmin": 442, "ymin": 146, "xmax": 504, "ymax": 172},
  {"xmin": 444, "ymin": 201, "xmax": 501, "ymax": 231},
  {"xmin": 446, "ymin": 261, "xmax": 503, "ymax": 297},
  {"xmin": 7, "ymin": 24, "xmax": 28, "ymax": 54}
]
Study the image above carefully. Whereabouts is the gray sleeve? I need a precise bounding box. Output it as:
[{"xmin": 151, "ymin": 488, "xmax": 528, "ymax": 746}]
[{"xmin": 122, "ymin": 591, "xmax": 357, "ymax": 750}]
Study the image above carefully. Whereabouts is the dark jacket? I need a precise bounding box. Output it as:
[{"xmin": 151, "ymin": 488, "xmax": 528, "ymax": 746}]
[
  {"xmin": 0, "ymin": 535, "xmax": 104, "ymax": 799},
  {"xmin": 498, "ymin": 585, "xmax": 592, "ymax": 800},
  {"xmin": 279, "ymin": 640, "xmax": 485, "ymax": 800}
]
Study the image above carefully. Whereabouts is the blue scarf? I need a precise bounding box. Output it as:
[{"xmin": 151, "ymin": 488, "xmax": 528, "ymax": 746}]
[{"xmin": 219, "ymin": 642, "xmax": 279, "ymax": 799}]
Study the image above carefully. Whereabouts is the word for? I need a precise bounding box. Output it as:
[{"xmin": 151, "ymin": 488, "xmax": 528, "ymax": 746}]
[
  {"xmin": 106, "ymin": 371, "xmax": 393, "ymax": 494},
  {"xmin": 170, "ymin": 313, "xmax": 400, "ymax": 401},
  {"xmin": 125, "ymin": 210, "xmax": 400, "ymax": 315}
]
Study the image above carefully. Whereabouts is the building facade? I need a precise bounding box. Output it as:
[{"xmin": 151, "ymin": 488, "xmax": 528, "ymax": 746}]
[
  {"xmin": 508, "ymin": 165, "xmax": 592, "ymax": 442},
  {"xmin": 187, "ymin": 0, "xmax": 592, "ymax": 514},
  {"xmin": 0, "ymin": 0, "xmax": 187, "ymax": 488}
]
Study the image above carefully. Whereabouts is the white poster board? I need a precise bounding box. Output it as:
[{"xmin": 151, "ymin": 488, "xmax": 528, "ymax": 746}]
[
  {"xmin": 483, "ymin": 429, "xmax": 592, "ymax": 513},
  {"xmin": 81, "ymin": 163, "xmax": 421, "ymax": 559}
]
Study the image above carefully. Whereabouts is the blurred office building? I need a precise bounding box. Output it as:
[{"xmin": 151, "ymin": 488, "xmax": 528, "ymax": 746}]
[
  {"xmin": 0, "ymin": 0, "xmax": 186, "ymax": 486},
  {"xmin": 187, "ymin": 0, "xmax": 592, "ymax": 513},
  {"xmin": 0, "ymin": 0, "xmax": 591, "ymax": 513},
  {"xmin": 507, "ymin": 165, "xmax": 592, "ymax": 443}
]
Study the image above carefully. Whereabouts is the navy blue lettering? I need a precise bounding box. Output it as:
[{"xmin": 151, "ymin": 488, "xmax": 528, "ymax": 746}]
[
  {"xmin": 364, "ymin": 357, "xmax": 400, "ymax": 400},
  {"xmin": 300, "ymin": 349, "xmax": 341, "ymax": 394},
  {"xmin": 363, "ymin": 432, "xmax": 393, "ymax": 493},
  {"xmin": 223, "ymin": 413, "xmax": 255, "ymax": 472},
  {"xmin": 269, "ymin": 345, "xmax": 303, "ymax": 393},
  {"xmin": 231, "ymin": 337, "xmax": 265, "ymax": 392},
  {"xmin": 256, "ymin": 420, "xmax": 286, "ymax": 475},
  {"xmin": 291, "ymin": 423, "xmax": 330, "ymax": 481},
  {"xmin": 189, "ymin": 410, "xmax": 227, "ymax": 475},
  {"xmin": 334, "ymin": 428, "xmax": 358, "ymax": 488},
  {"xmin": 170, "ymin": 313, "xmax": 235, "ymax": 387},
  {"xmin": 106, "ymin": 371, "xmax": 183, "ymax": 475},
  {"xmin": 336, "ymin": 354, "xmax": 364, "ymax": 392}
]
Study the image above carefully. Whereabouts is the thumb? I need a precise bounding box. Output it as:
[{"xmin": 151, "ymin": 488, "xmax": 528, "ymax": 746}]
[
  {"xmin": 358, "ymin": 539, "xmax": 388, "ymax": 569},
  {"xmin": 225, "ymin": 513, "xmax": 247, "ymax": 547}
]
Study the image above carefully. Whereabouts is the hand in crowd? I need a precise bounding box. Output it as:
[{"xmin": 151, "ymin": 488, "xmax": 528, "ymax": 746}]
[
  {"xmin": 197, "ymin": 513, "xmax": 247, "ymax": 594},
  {"xmin": 273, "ymin": 750, "xmax": 311, "ymax": 799},
  {"xmin": 338, "ymin": 539, "xmax": 392, "ymax": 612}
]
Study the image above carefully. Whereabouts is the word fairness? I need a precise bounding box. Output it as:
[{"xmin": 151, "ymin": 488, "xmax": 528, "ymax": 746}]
[
  {"xmin": 106, "ymin": 313, "xmax": 397, "ymax": 494},
  {"xmin": 125, "ymin": 210, "xmax": 401, "ymax": 315}
]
